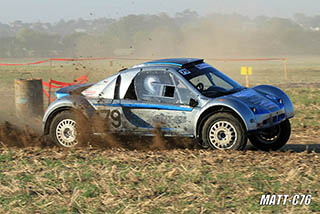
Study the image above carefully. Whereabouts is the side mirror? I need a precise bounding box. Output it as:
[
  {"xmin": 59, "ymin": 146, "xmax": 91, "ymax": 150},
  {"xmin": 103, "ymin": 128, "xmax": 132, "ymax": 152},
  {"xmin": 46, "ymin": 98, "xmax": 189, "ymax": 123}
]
[{"xmin": 189, "ymin": 98, "xmax": 199, "ymax": 107}]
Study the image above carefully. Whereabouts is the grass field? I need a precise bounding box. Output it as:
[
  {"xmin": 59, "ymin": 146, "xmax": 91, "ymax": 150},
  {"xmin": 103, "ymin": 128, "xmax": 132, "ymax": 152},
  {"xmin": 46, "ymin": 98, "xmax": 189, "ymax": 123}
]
[
  {"xmin": 0, "ymin": 56, "xmax": 320, "ymax": 213},
  {"xmin": 0, "ymin": 148, "xmax": 319, "ymax": 213}
]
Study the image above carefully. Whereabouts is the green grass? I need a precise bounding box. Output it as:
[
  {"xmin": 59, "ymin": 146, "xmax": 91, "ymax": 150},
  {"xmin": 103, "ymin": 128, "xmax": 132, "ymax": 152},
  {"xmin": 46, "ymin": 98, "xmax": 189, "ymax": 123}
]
[
  {"xmin": 0, "ymin": 149, "xmax": 319, "ymax": 213},
  {"xmin": 284, "ymin": 88, "xmax": 320, "ymax": 128}
]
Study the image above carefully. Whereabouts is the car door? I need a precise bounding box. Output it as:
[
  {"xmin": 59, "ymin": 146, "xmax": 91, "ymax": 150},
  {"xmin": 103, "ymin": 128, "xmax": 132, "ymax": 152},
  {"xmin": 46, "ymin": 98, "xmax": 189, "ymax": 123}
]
[{"xmin": 120, "ymin": 69, "xmax": 199, "ymax": 137}]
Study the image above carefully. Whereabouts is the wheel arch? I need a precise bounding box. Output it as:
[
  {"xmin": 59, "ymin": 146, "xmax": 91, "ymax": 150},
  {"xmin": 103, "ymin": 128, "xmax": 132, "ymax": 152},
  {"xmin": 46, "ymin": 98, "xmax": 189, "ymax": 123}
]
[
  {"xmin": 44, "ymin": 107, "xmax": 87, "ymax": 135},
  {"xmin": 43, "ymin": 95, "xmax": 96, "ymax": 135},
  {"xmin": 196, "ymin": 105, "xmax": 248, "ymax": 139}
]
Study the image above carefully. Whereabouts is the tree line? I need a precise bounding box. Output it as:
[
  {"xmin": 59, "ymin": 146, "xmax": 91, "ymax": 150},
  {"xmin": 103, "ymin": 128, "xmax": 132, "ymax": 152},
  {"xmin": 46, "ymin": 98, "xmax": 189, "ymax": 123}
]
[{"xmin": 0, "ymin": 10, "xmax": 319, "ymax": 58}]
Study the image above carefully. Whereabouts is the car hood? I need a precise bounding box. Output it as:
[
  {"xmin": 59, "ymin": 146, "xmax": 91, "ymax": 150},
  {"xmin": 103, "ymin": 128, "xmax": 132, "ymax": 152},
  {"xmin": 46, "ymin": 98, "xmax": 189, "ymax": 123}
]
[{"xmin": 225, "ymin": 88, "xmax": 281, "ymax": 113}]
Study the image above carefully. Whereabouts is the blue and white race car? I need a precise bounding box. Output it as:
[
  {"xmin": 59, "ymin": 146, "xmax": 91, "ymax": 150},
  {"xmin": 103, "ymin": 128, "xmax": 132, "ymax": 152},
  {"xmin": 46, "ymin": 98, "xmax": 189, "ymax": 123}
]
[{"xmin": 43, "ymin": 58, "xmax": 294, "ymax": 150}]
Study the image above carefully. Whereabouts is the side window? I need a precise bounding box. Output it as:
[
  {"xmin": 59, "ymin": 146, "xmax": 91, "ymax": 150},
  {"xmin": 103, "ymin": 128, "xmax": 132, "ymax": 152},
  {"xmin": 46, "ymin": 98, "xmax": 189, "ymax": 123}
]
[
  {"xmin": 124, "ymin": 80, "xmax": 137, "ymax": 100},
  {"xmin": 174, "ymin": 76, "xmax": 197, "ymax": 105},
  {"xmin": 134, "ymin": 70, "xmax": 180, "ymax": 104}
]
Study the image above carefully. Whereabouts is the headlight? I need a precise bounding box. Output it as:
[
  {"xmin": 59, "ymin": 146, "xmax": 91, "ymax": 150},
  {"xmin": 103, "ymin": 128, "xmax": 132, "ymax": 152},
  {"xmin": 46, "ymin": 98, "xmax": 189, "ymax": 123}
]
[{"xmin": 250, "ymin": 107, "xmax": 268, "ymax": 114}]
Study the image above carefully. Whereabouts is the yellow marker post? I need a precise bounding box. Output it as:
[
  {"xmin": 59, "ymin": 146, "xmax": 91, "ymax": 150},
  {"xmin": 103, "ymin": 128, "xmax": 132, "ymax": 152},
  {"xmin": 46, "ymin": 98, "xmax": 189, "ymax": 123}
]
[
  {"xmin": 282, "ymin": 58, "xmax": 288, "ymax": 81},
  {"xmin": 241, "ymin": 67, "xmax": 252, "ymax": 87}
]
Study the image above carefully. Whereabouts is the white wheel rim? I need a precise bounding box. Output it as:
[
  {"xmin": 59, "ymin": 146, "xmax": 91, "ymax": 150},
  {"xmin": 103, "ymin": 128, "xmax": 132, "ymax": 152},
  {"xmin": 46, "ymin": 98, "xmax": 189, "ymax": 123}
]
[
  {"xmin": 56, "ymin": 119, "xmax": 78, "ymax": 147},
  {"xmin": 208, "ymin": 121, "xmax": 237, "ymax": 150}
]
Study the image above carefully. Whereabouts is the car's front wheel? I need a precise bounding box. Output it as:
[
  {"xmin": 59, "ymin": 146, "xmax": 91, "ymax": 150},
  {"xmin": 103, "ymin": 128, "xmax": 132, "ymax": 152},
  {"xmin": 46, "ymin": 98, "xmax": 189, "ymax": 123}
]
[
  {"xmin": 201, "ymin": 113, "xmax": 247, "ymax": 150},
  {"xmin": 249, "ymin": 120, "xmax": 291, "ymax": 151},
  {"xmin": 49, "ymin": 110, "xmax": 89, "ymax": 148}
]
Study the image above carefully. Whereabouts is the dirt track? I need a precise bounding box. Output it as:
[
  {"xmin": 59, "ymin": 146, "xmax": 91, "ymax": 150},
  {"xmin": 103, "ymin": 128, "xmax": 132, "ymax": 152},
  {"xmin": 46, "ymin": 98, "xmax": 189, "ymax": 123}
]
[{"xmin": 0, "ymin": 121, "xmax": 319, "ymax": 153}]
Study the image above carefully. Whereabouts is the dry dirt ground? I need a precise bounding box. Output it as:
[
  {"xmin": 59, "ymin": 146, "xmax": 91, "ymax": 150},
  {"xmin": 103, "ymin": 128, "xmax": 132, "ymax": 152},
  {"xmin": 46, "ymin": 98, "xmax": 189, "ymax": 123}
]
[
  {"xmin": 0, "ymin": 122, "xmax": 319, "ymax": 213},
  {"xmin": 0, "ymin": 120, "xmax": 319, "ymax": 152}
]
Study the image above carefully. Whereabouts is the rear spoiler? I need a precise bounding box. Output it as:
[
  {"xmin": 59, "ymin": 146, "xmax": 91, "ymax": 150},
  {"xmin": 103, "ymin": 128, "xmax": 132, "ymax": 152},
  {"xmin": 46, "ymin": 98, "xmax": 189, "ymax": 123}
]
[{"xmin": 181, "ymin": 59, "xmax": 204, "ymax": 68}]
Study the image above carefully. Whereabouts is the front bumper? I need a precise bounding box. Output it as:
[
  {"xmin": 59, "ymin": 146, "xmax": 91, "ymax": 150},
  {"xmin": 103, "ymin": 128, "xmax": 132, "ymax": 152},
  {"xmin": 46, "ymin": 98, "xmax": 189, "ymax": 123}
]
[{"xmin": 251, "ymin": 108, "xmax": 287, "ymax": 131}]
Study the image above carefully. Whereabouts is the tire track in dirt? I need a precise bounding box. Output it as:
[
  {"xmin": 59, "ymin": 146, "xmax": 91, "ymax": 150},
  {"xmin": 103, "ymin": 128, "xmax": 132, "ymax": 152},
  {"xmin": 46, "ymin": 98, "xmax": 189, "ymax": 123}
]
[
  {"xmin": 0, "ymin": 121, "xmax": 319, "ymax": 153},
  {"xmin": 0, "ymin": 121, "xmax": 199, "ymax": 151}
]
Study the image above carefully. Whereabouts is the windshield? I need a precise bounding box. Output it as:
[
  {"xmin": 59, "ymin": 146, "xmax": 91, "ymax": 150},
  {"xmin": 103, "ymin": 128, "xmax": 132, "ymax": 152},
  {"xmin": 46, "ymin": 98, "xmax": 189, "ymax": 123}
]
[{"xmin": 181, "ymin": 63, "xmax": 244, "ymax": 98}]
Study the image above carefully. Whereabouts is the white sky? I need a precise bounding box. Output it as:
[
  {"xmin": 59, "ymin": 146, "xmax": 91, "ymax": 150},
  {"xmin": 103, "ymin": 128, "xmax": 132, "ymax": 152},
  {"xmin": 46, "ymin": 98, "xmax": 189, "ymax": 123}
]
[{"xmin": 0, "ymin": 0, "xmax": 319, "ymax": 23}]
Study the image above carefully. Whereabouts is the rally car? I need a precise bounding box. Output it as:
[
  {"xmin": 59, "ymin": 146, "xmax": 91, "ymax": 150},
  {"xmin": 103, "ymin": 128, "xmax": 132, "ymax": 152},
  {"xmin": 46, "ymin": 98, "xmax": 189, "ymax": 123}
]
[{"xmin": 42, "ymin": 58, "xmax": 294, "ymax": 150}]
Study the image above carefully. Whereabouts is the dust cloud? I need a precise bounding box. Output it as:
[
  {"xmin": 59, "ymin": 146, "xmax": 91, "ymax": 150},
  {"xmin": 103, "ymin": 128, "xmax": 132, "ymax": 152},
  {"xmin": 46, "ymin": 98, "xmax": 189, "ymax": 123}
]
[{"xmin": 0, "ymin": 117, "xmax": 197, "ymax": 151}]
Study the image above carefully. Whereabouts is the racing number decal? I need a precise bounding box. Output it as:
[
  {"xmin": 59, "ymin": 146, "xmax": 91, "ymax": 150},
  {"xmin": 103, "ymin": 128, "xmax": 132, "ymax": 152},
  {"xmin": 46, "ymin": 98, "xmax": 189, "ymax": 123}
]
[
  {"xmin": 110, "ymin": 110, "xmax": 121, "ymax": 128},
  {"xmin": 99, "ymin": 109, "xmax": 122, "ymax": 128}
]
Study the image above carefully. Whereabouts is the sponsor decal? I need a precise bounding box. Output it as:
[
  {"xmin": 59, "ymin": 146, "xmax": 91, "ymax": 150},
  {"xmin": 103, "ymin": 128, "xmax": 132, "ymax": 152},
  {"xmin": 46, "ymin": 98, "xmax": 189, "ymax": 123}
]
[
  {"xmin": 266, "ymin": 94, "xmax": 276, "ymax": 100},
  {"xmin": 178, "ymin": 68, "xmax": 191, "ymax": 75},
  {"xmin": 98, "ymin": 109, "xmax": 122, "ymax": 128}
]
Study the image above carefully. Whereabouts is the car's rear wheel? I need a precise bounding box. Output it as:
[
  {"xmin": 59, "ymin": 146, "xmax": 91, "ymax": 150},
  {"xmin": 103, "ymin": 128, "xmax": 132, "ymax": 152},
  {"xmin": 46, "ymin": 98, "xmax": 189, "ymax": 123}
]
[
  {"xmin": 201, "ymin": 113, "xmax": 247, "ymax": 150},
  {"xmin": 49, "ymin": 110, "xmax": 89, "ymax": 147},
  {"xmin": 249, "ymin": 120, "xmax": 291, "ymax": 151}
]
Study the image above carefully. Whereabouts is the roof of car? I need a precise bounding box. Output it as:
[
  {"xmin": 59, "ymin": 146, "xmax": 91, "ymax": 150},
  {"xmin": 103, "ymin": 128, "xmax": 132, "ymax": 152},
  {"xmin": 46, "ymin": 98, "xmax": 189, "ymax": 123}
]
[{"xmin": 132, "ymin": 58, "xmax": 204, "ymax": 68}]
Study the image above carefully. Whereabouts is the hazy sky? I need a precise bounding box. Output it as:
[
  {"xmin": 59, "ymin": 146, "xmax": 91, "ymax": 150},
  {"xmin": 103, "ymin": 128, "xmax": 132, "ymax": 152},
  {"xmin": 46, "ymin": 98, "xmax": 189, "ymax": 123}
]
[{"xmin": 0, "ymin": 0, "xmax": 319, "ymax": 23}]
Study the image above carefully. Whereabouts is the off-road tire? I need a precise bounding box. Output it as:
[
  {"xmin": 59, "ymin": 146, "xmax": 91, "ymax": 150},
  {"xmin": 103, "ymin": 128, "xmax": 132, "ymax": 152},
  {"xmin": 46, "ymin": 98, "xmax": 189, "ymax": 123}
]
[
  {"xmin": 249, "ymin": 119, "xmax": 291, "ymax": 151},
  {"xmin": 49, "ymin": 110, "xmax": 90, "ymax": 148},
  {"xmin": 201, "ymin": 112, "xmax": 247, "ymax": 150}
]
